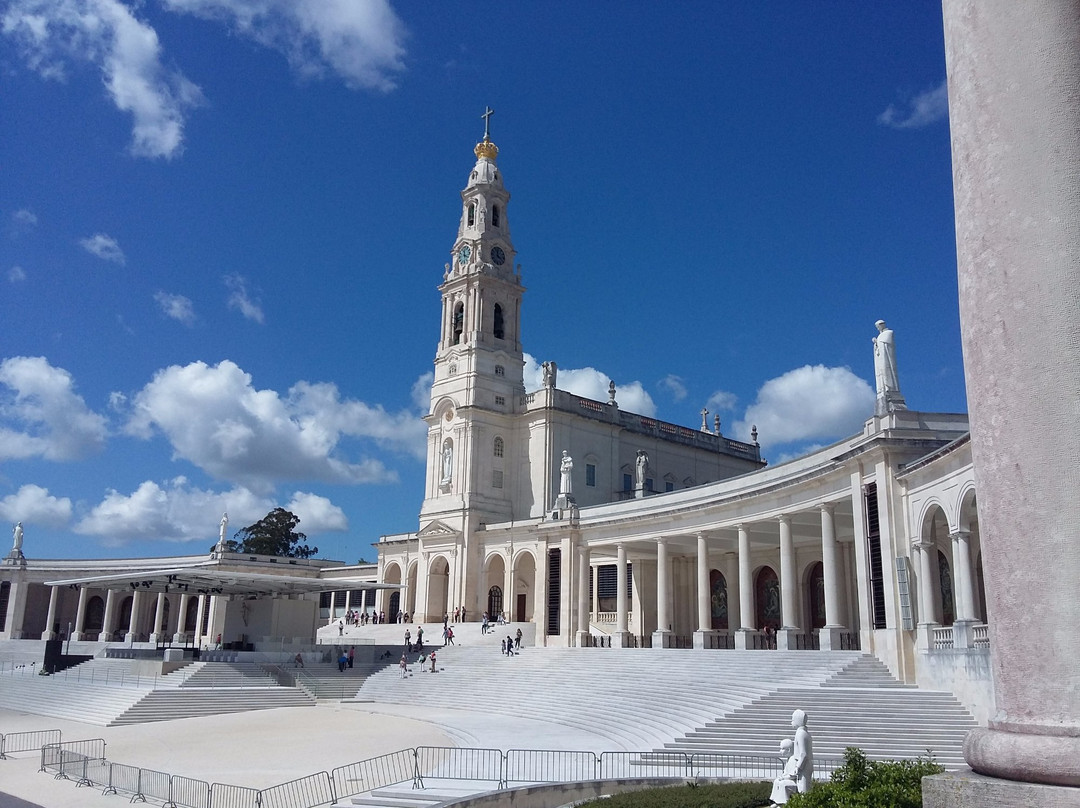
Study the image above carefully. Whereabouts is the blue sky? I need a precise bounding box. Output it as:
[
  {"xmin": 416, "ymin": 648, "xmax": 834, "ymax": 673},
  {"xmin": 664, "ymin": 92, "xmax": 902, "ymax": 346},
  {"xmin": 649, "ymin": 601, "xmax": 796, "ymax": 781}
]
[{"xmin": 0, "ymin": 1, "xmax": 962, "ymax": 561}]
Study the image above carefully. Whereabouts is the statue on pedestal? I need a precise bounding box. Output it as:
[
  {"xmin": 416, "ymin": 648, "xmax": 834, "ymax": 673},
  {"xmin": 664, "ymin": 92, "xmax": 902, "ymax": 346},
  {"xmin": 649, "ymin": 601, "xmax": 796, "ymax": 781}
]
[
  {"xmin": 559, "ymin": 450, "xmax": 573, "ymax": 496},
  {"xmin": 635, "ymin": 450, "xmax": 650, "ymax": 490},
  {"xmin": 873, "ymin": 319, "xmax": 907, "ymax": 415}
]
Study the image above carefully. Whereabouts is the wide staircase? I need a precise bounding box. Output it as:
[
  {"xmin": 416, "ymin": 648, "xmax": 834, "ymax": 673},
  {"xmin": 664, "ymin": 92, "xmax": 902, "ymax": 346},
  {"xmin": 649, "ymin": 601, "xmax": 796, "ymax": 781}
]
[
  {"xmin": 357, "ymin": 647, "xmax": 976, "ymax": 768},
  {"xmin": 661, "ymin": 655, "xmax": 977, "ymax": 768}
]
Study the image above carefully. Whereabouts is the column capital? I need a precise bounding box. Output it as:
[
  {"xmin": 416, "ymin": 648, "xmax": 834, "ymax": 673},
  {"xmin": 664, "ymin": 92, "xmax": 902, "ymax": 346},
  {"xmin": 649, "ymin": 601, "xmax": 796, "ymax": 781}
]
[
  {"xmin": 656, "ymin": 536, "xmax": 667, "ymax": 547},
  {"xmin": 949, "ymin": 529, "xmax": 971, "ymax": 542},
  {"xmin": 777, "ymin": 513, "xmax": 791, "ymax": 525},
  {"xmin": 820, "ymin": 502, "xmax": 836, "ymax": 516}
]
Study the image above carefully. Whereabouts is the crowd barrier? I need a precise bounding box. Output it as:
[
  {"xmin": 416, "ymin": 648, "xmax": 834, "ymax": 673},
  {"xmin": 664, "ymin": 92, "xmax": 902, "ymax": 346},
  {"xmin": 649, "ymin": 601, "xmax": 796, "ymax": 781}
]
[
  {"xmin": 0, "ymin": 728, "xmax": 61, "ymax": 758},
  {"xmin": 19, "ymin": 738, "xmax": 842, "ymax": 807}
]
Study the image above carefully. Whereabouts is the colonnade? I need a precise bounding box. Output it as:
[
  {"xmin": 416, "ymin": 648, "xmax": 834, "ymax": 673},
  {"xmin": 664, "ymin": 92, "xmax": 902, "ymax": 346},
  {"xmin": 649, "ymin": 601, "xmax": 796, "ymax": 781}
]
[{"xmin": 50, "ymin": 585, "xmax": 211, "ymax": 645}]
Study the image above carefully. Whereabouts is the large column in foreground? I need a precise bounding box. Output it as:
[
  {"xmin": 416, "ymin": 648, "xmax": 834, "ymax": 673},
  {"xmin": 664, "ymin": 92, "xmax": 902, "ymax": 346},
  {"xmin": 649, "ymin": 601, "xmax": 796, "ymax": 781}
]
[{"xmin": 942, "ymin": 0, "xmax": 1080, "ymax": 789}]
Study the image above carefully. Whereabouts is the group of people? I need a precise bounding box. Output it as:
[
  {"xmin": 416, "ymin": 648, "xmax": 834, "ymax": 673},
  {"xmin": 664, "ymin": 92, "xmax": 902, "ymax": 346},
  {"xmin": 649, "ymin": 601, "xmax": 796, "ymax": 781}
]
[
  {"xmin": 404, "ymin": 626, "xmax": 426, "ymax": 652},
  {"xmin": 401, "ymin": 648, "xmax": 438, "ymax": 676},
  {"xmin": 480, "ymin": 611, "xmax": 507, "ymax": 634},
  {"xmin": 500, "ymin": 628, "xmax": 523, "ymax": 656},
  {"xmin": 336, "ymin": 646, "xmax": 356, "ymax": 672},
  {"xmin": 342, "ymin": 609, "xmax": 397, "ymax": 626}
]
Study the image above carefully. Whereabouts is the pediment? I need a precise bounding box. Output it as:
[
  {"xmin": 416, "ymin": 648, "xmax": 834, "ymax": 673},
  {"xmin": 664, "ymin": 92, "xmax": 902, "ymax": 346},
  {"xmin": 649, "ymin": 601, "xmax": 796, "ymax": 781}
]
[{"xmin": 417, "ymin": 520, "xmax": 460, "ymax": 539}]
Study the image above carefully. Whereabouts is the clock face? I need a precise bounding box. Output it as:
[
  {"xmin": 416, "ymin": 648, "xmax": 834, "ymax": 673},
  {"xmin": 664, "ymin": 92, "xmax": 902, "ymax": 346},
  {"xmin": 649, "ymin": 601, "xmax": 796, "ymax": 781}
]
[
  {"xmin": 491, "ymin": 246, "xmax": 506, "ymax": 265},
  {"xmin": 457, "ymin": 245, "xmax": 471, "ymax": 264}
]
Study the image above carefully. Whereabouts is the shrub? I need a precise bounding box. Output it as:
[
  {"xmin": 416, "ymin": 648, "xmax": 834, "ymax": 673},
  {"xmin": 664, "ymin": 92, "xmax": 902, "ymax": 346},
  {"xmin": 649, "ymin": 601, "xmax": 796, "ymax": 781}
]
[
  {"xmin": 785, "ymin": 747, "xmax": 944, "ymax": 808},
  {"xmin": 577, "ymin": 781, "xmax": 771, "ymax": 808}
]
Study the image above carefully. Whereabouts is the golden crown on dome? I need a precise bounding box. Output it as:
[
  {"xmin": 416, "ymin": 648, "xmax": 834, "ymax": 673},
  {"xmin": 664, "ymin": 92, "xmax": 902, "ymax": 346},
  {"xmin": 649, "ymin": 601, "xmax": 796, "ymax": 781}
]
[{"xmin": 474, "ymin": 135, "xmax": 498, "ymax": 161}]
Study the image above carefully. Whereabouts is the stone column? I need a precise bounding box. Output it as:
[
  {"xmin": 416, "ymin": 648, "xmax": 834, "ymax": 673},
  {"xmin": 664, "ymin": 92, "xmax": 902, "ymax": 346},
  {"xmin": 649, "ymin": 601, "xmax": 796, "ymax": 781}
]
[
  {"xmin": 72, "ymin": 587, "xmax": 89, "ymax": 641},
  {"xmin": 360, "ymin": 589, "xmax": 367, "ymax": 619},
  {"xmin": 915, "ymin": 540, "xmax": 938, "ymax": 652},
  {"xmin": 935, "ymin": 0, "xmax": 1080, "ymax": 791},
  {"xmin": 693, "ymin": 533, "xmax": 716, "ymax": 649},
  {"xmin": 174, "ymin": 593, "xmax": 190, "ymax": 643},
  {"xmin": 819, "ymin": 504, "xmax": 846, "ymax": 650},
  {"xmin": 43, "ymin": 585, "xmax": 59, "ymax": 640},
  {"xmin": 576, "ymin": 542, "xmax": 591, "ymax": 646},
  {"xmin": 652, "ymin": 537, "xmax": 672, "ymax": 648},
  {"xmin": 149, "ymin": 592, "xmax": 166, "ymax": 644},
  {"xmin": 101, "ymin": 590, "xmax": 118, "ymax": 642},
  {"xmin": 194, "ymin": 594, "xmax": 207, "ymax": 645},
  {"xmin": 125, "ymin": 590, "xmax": 144, "ymax": 644},
  {"xmin": 735, "ymin": 524, "xmax": 757, "ymax": 649},
  {"xmin": 776, "ymin": 515, "xmax": 800, "ymax": 650},
  {"xmin": 613, "ymin": 542, "xmax": 631, "ymax": 647},
  {"xmin": 343, "ymin": 589, "xmax": 352, "ymax": 616},
  {"xmin": 951, "ymin": 530, "xmax": 977, "ymax": 622},
  {"xmin": 533, "ymin": 544, "xmax": 547, "ymax": 645}
]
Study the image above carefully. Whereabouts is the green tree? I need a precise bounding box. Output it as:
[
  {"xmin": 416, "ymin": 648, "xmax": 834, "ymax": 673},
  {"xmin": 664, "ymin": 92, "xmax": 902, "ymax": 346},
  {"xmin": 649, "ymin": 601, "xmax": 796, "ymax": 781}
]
[{"xmin": 230, "ymin": 508, "xmax": 319, "ymax": 558}]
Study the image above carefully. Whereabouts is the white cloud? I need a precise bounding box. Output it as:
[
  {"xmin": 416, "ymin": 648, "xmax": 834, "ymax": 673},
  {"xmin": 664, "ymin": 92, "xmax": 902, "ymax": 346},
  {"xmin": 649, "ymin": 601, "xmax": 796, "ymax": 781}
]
[
  {"xmin": 162, "ymin": 0, "xmax": 407, "ymax": 92},
  {"xmin": 154, "ymin": 291, "xmax": 195, "ymax": 325},
  {"xmin": 707, "ymin": 390, "xmax": 737, "ymax": 411},
  {"xmin": 8, "ymin": 266, "xmax": 27, "ymax": 283},
  {"xmin": 523, "ymin": 354, "xmax": 656, "ymax": 416},
  {"xmin": 878, "ymin": 79, "xmax": 949, "ymax": 129},
  {"xmin": 0, "ymin": 356, "xmax": 109, "ymax": 461},
  {"xmin": 80, "ymin": 232, "xmax": 126, "ymax": 264},
  {"xmin": 0, "ymin": 484, "xmax": 73, "ymax": 528},
  {"xmin": 285, "ymin": 491, "xmax": 348, "ymax": 533},
  {"xmin": 224, "ymin": 274, "xmax": 264, "ymax": 323},
  {"xmin": 658, "ymin": 374, "xmax": 688, "ymax": 402},
  {"xmin": 1, "ymin": 0, "xmax": 203, "ymax": 159},
  {"xmin": 74, "ymin": 478, "xmax": 349, "ymax": 544},
  {"xmin": 12, "ymin": 208, "xmax": 38, "ymax": 229},
  {"xmin": 125, "ymin": 359, "xmax": 421, "ymax": 493},
  {"xmin": 732, "ymin": 365, "xmax": 874, "ymax": 447},
  {"xmin": 75, "ymin": 477, "xmax": 274, "ymax": 544},
  {"xmin": 411, "ymin": 371, "xmax": 433, "ymax": 412}
]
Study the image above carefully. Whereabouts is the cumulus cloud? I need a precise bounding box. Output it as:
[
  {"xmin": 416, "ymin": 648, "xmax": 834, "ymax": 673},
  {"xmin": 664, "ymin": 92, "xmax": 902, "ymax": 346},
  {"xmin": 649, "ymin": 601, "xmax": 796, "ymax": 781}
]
[
  {"xmin": 80, "ymin": 232, "xmax": 126, "ymax": 264},
  {"xmin": 1, "ymin": 0, "xmax": 203, "ymax": 158},
  {"xmin": 12, "ymin": 208, "xmax": 38, "ymax": 230},
  {"xmin": 707, "ymin": 390, "xmax": 738, "ymax": 411},
  {"xmin": 878, "ymin": 79, "xmax": 949, "ymax": 129},
  {"xmin": 162, "ymin": 0, "xmax": 407, "ymax": 92},
  {"xmin": 224, "ymin": 274, "xmax": 264, "ymax": 323},
  {"xmin": 411, "ymin": 371, "xmax": 433, "ymax": 412},
  {"xmin": 0, "ymin": 356, "xmax": 109, "ymax": 461},
  {"xmin": 8, "ymin": 266, "xmax": 27, "ymax": 283},
  {"xmin": 285, "ymin": 491, "xmax": 348, "ymax": 533},
  {"xmin": 154, "ymin": 291, "xmax": 195, "ymax": 325},
  {"xmin": 658, "ymin": 374, "xmax": 688, "ymax": 402},
  {"xmin": 74, "ymin": 477, "xmax": 349, "ymax": 544},
  {"xmin": 523, "ymin": 354, "xmax": 656, "ymax": 416},
  {"xmin": 732, "ymin": 365, "xmax": 874, "ymax": 448},
  {"xmin": 0, "ymin": 484, "xmax": 73, "ymax": 528},
  {"xmin": 125, "ymin": 360, "xmax": 422, "ymax": 493}
]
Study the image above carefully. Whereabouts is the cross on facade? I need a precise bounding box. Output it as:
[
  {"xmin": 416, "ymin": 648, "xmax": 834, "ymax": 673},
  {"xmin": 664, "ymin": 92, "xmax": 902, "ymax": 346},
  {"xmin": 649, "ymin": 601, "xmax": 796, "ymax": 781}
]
[{"xmin": 481, "ymin": 106, "xmax": 494, "ymax": 139}]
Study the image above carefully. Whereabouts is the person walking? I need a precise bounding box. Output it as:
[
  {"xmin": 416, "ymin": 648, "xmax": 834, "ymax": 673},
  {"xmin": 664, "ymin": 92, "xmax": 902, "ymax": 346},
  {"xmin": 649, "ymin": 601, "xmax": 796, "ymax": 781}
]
[
  {"xmin": 405, "ymin": 628, "xmax": 412, "ymax": 651},
  {"xmin": 446, "ymin": 626, "xmax": 455, "ymax": 646},
  {"xmin": 348, "ymin": 646, "xmax": 355, "ymax": 669},
  {"xmin": 429, "ymin": 650, "xmax": 437, "ymax": 673},
  {"xmin": 515, "ymin": 628, "xmax": 522, "ymax": 651},
  {"xmin": 399, "ymin": 653, "xmax": 408, "ymax": 679}
]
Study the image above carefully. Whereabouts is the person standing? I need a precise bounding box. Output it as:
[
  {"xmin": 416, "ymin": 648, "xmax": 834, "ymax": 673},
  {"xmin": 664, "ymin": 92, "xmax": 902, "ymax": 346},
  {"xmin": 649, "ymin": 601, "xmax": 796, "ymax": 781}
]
[
  {"xmin": 429, "ymin": 650, "xmax": 436, "ymax": 673},
  {"xmin": 347, "ymin": 646, "xmax": 355, "ymax": 669},
  {"xmin": 515, "ymin": 628, "xmax": 522, "ymax": 650}
]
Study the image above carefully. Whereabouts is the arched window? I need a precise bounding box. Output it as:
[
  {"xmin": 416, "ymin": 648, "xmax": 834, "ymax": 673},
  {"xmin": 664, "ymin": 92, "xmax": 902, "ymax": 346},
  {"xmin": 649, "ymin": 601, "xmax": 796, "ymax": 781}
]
[
  {"xmin": 709, "ymin": 570, "xmax": 728, "ymax": 630},
  {"xmin": 494, "ymin": 437, "xmax": 504, "ymax": 457},
  {"xmin": 807, "ymin": 561, "xmax": 826, "ymax": 629},
  {"xmin": 493, "ymin": 304, "xmax": 504, "ymax": 339},
  {"xmin": 85, "ymin": 596, "xmax": 105, "ymax": 633},
  {"xmin": 495, "ymin": 365, "xmax": 505, "ymax": 376},
  {"xmin": 492, "ymin": 205, "xmax": 501, "ymax": 227},
  {"xmin": 467, "ymin": 203, "xmax": 475, "ymax": 227},
  {"xmin": 452, "ymin": 303, "xmax": 464, "ymax": 344},
  {"xmin": 488, "ymin": 586, "xmax": 503, "ymax": 619},
  {"xmin": 755, "ymin": 566, "xmax": 780, "ymax": 631}
]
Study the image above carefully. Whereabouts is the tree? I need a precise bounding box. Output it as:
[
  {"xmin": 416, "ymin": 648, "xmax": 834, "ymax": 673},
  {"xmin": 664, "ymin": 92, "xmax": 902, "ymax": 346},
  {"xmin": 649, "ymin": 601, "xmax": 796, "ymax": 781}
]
[{"xmin": 230, "ymin": 508, "xmax": 319, "ymax": 559}]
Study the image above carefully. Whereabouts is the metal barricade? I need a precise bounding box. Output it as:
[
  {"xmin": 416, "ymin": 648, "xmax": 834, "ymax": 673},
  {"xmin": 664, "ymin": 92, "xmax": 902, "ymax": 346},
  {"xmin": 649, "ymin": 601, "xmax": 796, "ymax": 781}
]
[
  {"xmin": 599, "ymin": 750, "xmax": 690, "ymax": 779},
  {"xmin": 0, "ymin": 728, "xmax": 61, "ymax": 758},
  {"xmin": 108, "ymin": 761, "xmax": 143, "ymax": 797},
  {"xmin": 331, "ymin": 749, "xmax": 416, "ymax": 799},
  {"xmin": 258, "ymin": 771, "xmax": 335, "ymax": 808},
  {"xmin": 168, "ymin": 774, "xmax": 211, "ymax": 808},
  {"xmin": 209, "ymin": 782, "xmax": 260, "ymax": 808},
  {"xmin": 84, "ymin": 758, "xmax": 112, "ymax": 791},
  {"xmin": 504, "ymin": 749, "xmax": 598, "ymax": 784},
  {"xmin": 414, "ymin": 746, "xmax": 503, "ymax": 788},
  {"xmin": 140, "ymin": 767, "xmax": 173, "ymax": 803},
  {"xmin": 689, "ymin": 752, "xmax": 782, "ymax": 780}
]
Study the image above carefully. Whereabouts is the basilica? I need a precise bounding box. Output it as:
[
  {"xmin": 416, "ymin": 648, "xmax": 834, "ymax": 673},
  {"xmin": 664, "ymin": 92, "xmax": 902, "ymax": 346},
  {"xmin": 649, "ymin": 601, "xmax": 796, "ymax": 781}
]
[{"xmin": 0, "ymin": 126, "xmax": 992, "ymax": 721}]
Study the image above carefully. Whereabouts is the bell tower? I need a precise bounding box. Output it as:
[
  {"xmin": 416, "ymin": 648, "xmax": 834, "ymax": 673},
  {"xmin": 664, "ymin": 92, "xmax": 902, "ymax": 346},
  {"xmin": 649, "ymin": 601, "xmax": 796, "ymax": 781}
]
[{"xmin": 420, "ymin": 110, "xmax": 526, "ymax": 530}]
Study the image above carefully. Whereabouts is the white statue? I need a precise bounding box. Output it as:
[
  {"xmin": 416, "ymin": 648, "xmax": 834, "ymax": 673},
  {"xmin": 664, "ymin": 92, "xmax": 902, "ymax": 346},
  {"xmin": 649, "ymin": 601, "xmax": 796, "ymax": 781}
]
[
  {"xmin": 542, "ymin": 361, "xmax": 558, "ymax": 388},
  {"xmin": 700, "ymin": 407, "xmax": 709, "ymax": 431},
  {"xmin": 873, "ymin": 320, "xmax": 900, "ymax": 396},
  {"xmin": 790, "ymin": 709, "xmax": 814, "ymax": 794},
  {"xmin": 441, "ymin": 442, "xmax": 454, "ymax": 484},
  {"xmin": 559, "ymin": 450, "xmax": 573, "ymax": 495},
  {"xmin": 218, "ymin": 512, "xmax": 228, "ymax": 546},
  {"xmin": 769, "ymin": 738, "xmax": 799, "ymax": 805},
  {"xmin": 635, "ymin": 450, "xmax": 649, "ymax": 490},
  {"xmin": 12, "ymin": 522, "xmax": 24, "ymax": 553}
]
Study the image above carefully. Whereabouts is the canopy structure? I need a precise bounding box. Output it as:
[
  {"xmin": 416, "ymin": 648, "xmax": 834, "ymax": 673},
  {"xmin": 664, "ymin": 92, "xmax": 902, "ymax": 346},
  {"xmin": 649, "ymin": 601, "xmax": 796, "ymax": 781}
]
[{"xmin": 45, "ymin": 565, "xmax": 399, "ymax": 599}]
